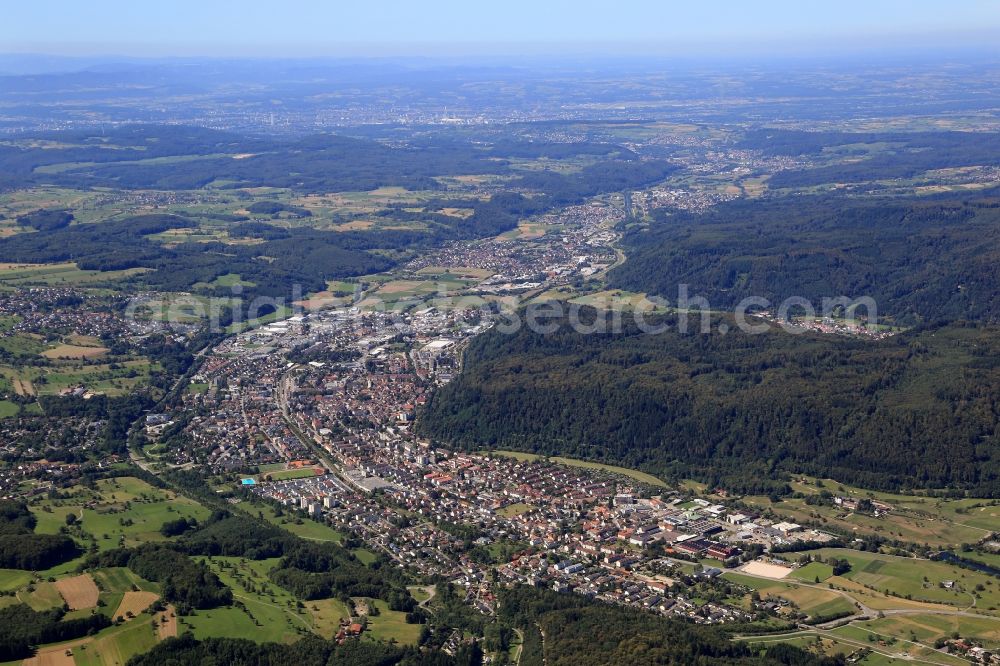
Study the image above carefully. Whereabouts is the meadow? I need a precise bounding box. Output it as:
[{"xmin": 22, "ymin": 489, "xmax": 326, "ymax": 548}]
[
  {"xmin": 788, "ymin": 549, "xmax": 1000, "ymax": 611},
  {"xmin": 358, "ymin": 598, "xmax": 423, "ymax": 646},
  {"xmin": 723, "ymin": 572, "xmax": 858, "ymax": 622},
  {"xmin": 30, "ymin": 476, "xmax": 212, "ymax": 556}
]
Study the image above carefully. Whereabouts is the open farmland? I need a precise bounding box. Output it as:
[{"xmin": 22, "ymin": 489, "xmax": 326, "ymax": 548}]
[
  {"xmin": 29, "ymin": 476, "xmax": 211, "ymax": 555},
  {"xmin": 54, "ymin": 574, "xmax": 100, "ymax": 610},
  {"xmin": 784, "ymin": 549, "xmax": 1000, "ymax": 611}
]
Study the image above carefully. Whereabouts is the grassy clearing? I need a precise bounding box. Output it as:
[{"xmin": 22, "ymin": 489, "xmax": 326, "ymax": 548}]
[
  {"xmin": 498, "ymin": 221, "xmax": 552, "ymax": 240},
  {"xmin": 497, "ymin": 502, "xmax": 535, "ymax": 518},
  {"xmin": 192, "ymin": 272, "xmax": 257, "ymax": 290},
  {"xmin": 0, "ymin": 569, "xmax": 33, "ymax": 592},
  {"xmin": 568, "ymin": 289, "xmax": 667, "ymax": 311},
  {"xmin": 17, "ymin": 581, "xmax": 65, "ymax": 611},
  {"xmin": 359, "ymin": 598, "xmax": 422, "ymax": 646},
  {"xmin": 307, "ymin": 597, "xmax": 353, "ymax": 639},
  {"xmin": 484, "ymin": 450, "xmax": 667, "ymax": 487}
]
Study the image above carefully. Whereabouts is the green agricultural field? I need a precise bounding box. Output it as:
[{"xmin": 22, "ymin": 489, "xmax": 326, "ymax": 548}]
[
  {"xmin": 32, "ymin": 359, "xmax": 158, "ymax": 397},
  {"xmin": 799, "ymin": 549, "xmax": 1000, "ymax": 610},
  {"xmin": 415, "ymin": 266, "xmax": 494, "ymax": 280},
  {"xmin": 484, "ymin": 450, "xmax": 668, "ymax": 487},
  {"xmin": 369, "ymin": 278, "xmax": 471, "ymax": 305},
  {"xmin": 724, "ymin": 572, "xmax": 857, "ymax": 621},
  {"xmin": 568, "ymin": 289, "xmax": 666, "ymax": 311},
  {"xmin": 858, "ymin": 613, "xmax": 1000, "ymax": 649},
  {"xmin": 30, "ymin": 476, "xmax": 211, "ymax": 554},
  {"xmin": 957, "ymin": 551, "xmax": 1000, "ymax": 570},
  {"xmin": 91, "ymin": 567, "xmax": 160, "ymax": 619},
  {"xmin": 72, "ymin": 615, "xmax": 161, "ymax": 666},
  {"xmin": 132, "ymin": 293, "xmax": 230, "ymax": 324},
  {"xmin": 0, "ymin": 568, "xmax": 33, "ymax": 592}
]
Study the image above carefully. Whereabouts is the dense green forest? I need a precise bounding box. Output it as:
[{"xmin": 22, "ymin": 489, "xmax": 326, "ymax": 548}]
[
  {"xmin": 497, "ymin": 587, "xmax": 840, "ymax": 666},
  {"xmin": 0, "ymin": 604, "xmax": 111, "ymax": 661},
  {"xmin": 738, "ymin": 129, "xmax": 1000, "ymax": 187},
  {"xmin": 0, "ymin": 213, "xmax": 394, "ymax": 297},
  {"xmin": 0, "ymin": 125, "xmax": 668, "ymax": 196},
  {"xmin": 610, "ymin": 194, "xmax": 1000, "ymax": 324},
  {"xmin": 126, "ymin": 633, "xmax": 484, "ymax": 666},
  {"xmin": 418, "ymin": 309, "xmax": 1000, "ymax": 495}
]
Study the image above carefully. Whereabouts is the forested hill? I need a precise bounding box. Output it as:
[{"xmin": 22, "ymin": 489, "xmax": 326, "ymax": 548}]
[
  {"xmin": 737, "ymin": 129, "xmax": 1000, "ymax": 188},
  {"xmin": 0, "ymin": 124, "xmax": 674, "ymax": 196},
  {"xmin": 609, "ymin": 194, "xmax": 1000, "ymax": 325},
  {"xmin": 417, "ymin": 310, "xmax": 1000, "ymax": 496}
]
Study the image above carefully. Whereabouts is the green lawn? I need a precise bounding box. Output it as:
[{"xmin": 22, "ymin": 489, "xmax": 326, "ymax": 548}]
[{"xmin": 791, "ymin": 561, "xmax": 835, "ymax": 583}]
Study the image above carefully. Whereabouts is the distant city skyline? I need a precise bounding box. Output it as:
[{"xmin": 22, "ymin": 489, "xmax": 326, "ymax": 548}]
[{"xmin": 3, "ymin": 0, "xmax": 1000, "ymax": 58}]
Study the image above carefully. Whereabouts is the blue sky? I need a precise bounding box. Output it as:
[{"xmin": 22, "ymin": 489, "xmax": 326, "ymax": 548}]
[{"xmin": 3, "ymin": 0, "xmax": 999, "ymax": 57}]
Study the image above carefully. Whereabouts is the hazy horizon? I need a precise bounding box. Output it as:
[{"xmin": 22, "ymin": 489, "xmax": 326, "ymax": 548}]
[{"xmin": 3, "ymin": 0, "xmax": 999, "ymax": 60}]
